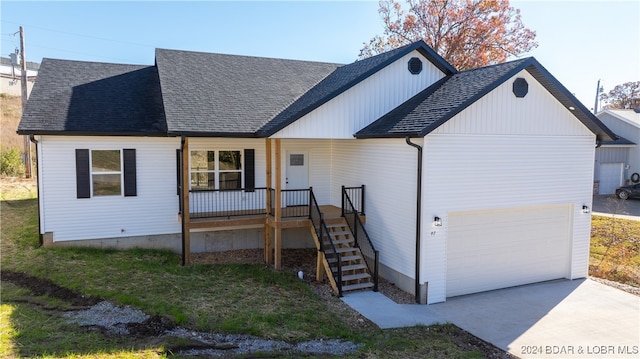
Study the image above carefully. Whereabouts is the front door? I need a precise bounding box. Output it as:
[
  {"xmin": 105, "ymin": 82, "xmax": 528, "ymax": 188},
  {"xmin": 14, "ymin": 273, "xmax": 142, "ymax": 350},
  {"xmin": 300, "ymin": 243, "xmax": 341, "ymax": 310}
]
[{"xmin": 285, "ymin": 151, "xmax": 309, "ymax": 206}]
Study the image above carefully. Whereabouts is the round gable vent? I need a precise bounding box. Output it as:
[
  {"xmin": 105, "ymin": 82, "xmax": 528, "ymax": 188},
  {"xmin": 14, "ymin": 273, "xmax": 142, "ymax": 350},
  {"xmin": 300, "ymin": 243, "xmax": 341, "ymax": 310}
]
[
  {"xmin": 408, "ymin": 57, "xmax": 423, "ymax": 75},
  {"xmin": 513, "ymin": 78, "xmax": 528, "ymax": 98}
]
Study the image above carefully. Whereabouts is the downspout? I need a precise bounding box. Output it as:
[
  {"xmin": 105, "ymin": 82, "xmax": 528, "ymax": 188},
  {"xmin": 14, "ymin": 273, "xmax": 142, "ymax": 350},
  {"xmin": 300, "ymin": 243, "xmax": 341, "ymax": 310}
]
[
  {"xmin": 29, "ymin": 134, "xmax": 43, "ymax": 247},
  {"xmin": 405, "ymin": 137, "xmax": 423, "ymax": 304}
]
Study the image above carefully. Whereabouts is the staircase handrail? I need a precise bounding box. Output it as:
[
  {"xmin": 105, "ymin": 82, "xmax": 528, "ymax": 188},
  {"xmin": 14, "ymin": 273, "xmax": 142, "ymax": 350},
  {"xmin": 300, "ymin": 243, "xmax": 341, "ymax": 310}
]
[
  {"xmin": 341, "ymin": 186, "xmax": 379, "ymax": 291},
  {"xmin": 309, "ymin": 189, "xmax": 342, "ymax": 296}
]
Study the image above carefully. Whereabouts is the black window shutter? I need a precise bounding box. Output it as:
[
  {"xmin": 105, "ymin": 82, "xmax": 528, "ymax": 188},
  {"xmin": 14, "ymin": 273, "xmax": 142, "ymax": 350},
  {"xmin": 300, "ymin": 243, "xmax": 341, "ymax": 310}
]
[
  {"xmin": 75, "ymin": 149, "xmax": 90, "ymax": 199},
  {"xmin": 244, "ymin": 149, "xmax": 255, "ymax": 192},
  {"xmin": 176, "ymin": 149, "xmax": 182, "ymax": 196},
  {"xmin": 123, "ymin": 149, "xmax": 137, "ymax": 197}
]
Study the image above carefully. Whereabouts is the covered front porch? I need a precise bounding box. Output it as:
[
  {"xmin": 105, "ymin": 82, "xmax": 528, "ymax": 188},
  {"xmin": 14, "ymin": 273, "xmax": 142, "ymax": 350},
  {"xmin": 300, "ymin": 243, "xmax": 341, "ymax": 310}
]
[{"xmin": 178, "ymin": 137, "xmax": 366, "ymax": 269}]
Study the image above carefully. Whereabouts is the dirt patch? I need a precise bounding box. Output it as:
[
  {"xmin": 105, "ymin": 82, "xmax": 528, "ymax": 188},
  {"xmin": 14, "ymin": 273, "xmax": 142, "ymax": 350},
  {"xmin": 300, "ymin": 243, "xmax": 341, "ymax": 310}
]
[{"xmin": 2, "ymin": 270, "xmax": 101, "ymax": 307}]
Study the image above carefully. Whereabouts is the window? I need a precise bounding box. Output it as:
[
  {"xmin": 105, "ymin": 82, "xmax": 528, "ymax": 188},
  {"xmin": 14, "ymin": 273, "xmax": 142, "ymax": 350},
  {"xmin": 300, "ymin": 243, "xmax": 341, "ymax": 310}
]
[
  {"xmin": 190, "ymin": 150, "xmax": 242, "ymax": 190},
  {"xmin": 92, "ymin": 150, "xmax": 121, "ymax": 196},
  {"xmin": 75, "ymin": 149, "xmax": 136, "ymax": 199}
]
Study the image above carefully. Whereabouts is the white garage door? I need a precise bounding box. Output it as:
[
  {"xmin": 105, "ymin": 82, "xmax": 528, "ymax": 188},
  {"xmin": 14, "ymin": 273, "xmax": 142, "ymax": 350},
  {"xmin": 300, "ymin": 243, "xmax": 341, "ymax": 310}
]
[
  {"xmin": 446, "ymin": 205, "xmax": 571, "ymax": 297},
  {"xmin": 599, "ymin": 163, "xmax": 624, "ymax": 195}
]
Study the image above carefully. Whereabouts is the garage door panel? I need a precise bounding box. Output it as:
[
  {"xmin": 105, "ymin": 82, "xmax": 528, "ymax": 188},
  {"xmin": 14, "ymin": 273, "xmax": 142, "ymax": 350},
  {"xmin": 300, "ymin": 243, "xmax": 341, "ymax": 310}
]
[
  {"xmin": 446, "ymin": 205, "xmax": 571, "ymax": 297},
  {"xmin": 599, "ymin": 163, "xmax": 623, "ymax": 195}
]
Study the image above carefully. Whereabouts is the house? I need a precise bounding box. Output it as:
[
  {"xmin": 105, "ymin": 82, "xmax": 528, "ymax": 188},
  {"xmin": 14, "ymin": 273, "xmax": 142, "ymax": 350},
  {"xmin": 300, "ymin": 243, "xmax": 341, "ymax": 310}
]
[
  {"xmin": 594, "ymin": 109, "xmax": 640, "ymax": 194},
  {"xmin": 0, "ymin": 56, "xmax": 39, "ymax": 96},
  {"xmin": 18, "ymin": 41, "xmax": 617, "ymax": 304}
]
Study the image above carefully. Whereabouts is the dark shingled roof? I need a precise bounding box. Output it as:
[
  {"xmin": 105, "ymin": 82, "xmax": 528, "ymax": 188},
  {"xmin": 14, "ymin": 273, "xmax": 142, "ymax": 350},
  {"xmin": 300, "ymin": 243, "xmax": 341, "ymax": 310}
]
[
  {"xmin": 155, "ymin": 49, "xmax": 340, "ymax": 136},
  {"xmin": 356, "ymin": 57, "xmax": 617, "ymax": 142},
  {"xmin": 601, "ymin": 135, "xmax": 635, "ymax": 146},
  {"xmin": 18, "ymin": 58, "xmax": 166, "ymax": 135},
  {"xmin": 257, "ymin": 40, "xmax": 456, "ymax": 136}
]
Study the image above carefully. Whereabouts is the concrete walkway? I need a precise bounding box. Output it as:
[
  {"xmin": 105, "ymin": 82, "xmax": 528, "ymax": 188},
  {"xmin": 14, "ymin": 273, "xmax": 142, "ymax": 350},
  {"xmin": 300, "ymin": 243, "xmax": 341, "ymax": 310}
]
[{"xmin": 342, "ymin": 279, "xmax": 640, "ymax": 358}]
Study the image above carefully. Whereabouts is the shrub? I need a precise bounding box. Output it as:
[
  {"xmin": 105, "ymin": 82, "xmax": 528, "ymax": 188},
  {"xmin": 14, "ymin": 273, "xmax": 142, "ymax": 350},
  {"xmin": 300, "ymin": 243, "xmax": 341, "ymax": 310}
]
[{"xmin": 0, "ymin": 146, "xmax": 25, "ymax": 177}]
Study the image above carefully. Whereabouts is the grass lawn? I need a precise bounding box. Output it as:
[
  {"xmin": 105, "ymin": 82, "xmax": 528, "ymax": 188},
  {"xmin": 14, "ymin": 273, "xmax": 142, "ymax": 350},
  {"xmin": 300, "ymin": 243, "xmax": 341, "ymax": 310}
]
[
  {"xmin": 590, "ymin": 215, "xmax": 640, "ymax": 287},
  {"xmin": 0, "ymin": 179, "xmax": 489, "ymax": 358}
]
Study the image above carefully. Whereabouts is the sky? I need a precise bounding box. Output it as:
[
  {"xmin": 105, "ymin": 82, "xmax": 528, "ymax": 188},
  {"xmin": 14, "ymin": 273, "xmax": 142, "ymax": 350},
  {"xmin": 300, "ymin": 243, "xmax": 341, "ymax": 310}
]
[{"xmin": 1, "ymin": 0, "xmax": 638, "ymax": 111}]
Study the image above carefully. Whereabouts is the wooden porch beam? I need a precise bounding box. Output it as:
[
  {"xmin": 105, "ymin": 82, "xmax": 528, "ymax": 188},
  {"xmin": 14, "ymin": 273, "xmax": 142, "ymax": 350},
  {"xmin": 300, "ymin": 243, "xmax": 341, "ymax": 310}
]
[
  {"xmin": 264, "ymin": 138, "xmax": 273, "ymax": 264},
  {"xmin": 274, "ymin": 138, "xmax": 282, "ymax": 270},
  {"xmin": 181, "ymin": 136, "xmax": 191, "ymax": 266}
]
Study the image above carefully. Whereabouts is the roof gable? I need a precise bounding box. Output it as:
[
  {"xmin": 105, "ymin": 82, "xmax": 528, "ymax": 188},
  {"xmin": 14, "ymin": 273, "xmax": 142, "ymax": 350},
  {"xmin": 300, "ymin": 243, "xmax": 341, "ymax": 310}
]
[
  {"xmin": 258, "ymin": 41, "xmax": 456, "ymax": 136},
  {"xmin": 356, "ymin": 57, "xmax": 617, "ymax": 142},
  {"xmin": 18, "ymin": 58, "xmax": 167, "ymax": 136}
]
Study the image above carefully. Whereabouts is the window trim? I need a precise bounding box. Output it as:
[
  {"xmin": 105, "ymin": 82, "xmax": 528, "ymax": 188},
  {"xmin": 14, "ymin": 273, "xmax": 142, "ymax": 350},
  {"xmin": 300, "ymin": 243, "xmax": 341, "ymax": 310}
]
[{"xmin": 90, "ymin": 149, "xmax": 123, "ymax": 197}]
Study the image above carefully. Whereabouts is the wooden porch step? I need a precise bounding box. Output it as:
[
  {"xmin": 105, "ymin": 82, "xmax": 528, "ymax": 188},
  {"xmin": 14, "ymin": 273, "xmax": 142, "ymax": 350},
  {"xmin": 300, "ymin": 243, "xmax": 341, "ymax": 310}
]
[
  {"xmin": 331, "ymin": 263, "xmax": 367, "ymax": 272},
  {"xmin": 326, "ymin": 254, "xmax": 361, "ymax": 263},
  {"xmin": 325, "ymin": 222, "xmax": 347, "ymax": 229},
  {"xmin": 328, "ymin": 230, "xmax": 351, "ymax": 237},
  {"xmin": 342, "ymin": 272, "xmax": 371, "ymax": 282},
  {"xmin": 324, "ymin": 238, "xmax": 352, "ymax": 246},
  {"xmin": 342, "ymin": 282, "xmax": 375, "ymax": 292},
  {"xmin": 334, "ymin": 246, "xmax": 358, "ymax": 254}
]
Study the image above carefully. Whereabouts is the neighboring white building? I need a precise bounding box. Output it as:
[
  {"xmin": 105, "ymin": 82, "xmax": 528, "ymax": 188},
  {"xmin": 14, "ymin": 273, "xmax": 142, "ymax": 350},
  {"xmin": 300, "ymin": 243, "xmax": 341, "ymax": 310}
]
[
  {"xmin": 594, "ymin": 109, "xmax": 640, "ymax": 194},
  {"xmin": 19, "ymin": 41, "xmax": 617, "ymax": 304},
  {"xmin": 0, "ymin": 56, "xmax": 39, "ymax": 96}
]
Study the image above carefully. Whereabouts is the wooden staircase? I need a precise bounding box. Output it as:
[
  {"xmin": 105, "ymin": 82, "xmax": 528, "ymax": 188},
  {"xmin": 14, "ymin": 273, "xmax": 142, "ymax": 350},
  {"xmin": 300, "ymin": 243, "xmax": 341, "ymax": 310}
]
[{"xmin": 311, "ymin": 218, "xmax": 374, "ymax": 295}]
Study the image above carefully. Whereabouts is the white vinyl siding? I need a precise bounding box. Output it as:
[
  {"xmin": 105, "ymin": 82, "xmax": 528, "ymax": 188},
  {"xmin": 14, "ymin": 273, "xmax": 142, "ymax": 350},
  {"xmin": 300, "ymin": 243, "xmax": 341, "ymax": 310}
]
[
  {"xmin": 330, "ymin": 138, "xmax": 421, "ymax": 280},
  {"xmin": 420, "ymin": 70, "xmax": 596, "ymax": 303},
  {"xmin": 38, "ymin": 136, "xmax": 181, "ymax": 241},
  {"xmin": 272, "ymin": 50, "xmax": 445, "ymax": 139},
  {"xmin": 279, "ymin": 139, "xmax": 332, "ymax": 204}
]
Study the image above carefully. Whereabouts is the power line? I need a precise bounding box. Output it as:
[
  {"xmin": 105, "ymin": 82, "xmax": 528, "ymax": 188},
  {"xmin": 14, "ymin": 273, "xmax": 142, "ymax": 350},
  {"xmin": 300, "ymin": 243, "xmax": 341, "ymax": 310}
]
[{"xmin": 2, "ymin": 20, "xmax": 159, "ymax": 49}]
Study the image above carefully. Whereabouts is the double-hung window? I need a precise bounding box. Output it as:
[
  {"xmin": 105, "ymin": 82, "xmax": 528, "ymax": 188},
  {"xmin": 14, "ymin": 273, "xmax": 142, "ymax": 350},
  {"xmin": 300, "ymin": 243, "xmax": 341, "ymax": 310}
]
[
  {"xmin": 75, "ymin": 148, "xmax": 136, "ymax": 198},
  {"xmin": 190, "ymin": 150, "xmax": 242, "ymax": 190},
  {"xmin": 91, "ymin": 150, "xmax": 122, "ymax": 196}
]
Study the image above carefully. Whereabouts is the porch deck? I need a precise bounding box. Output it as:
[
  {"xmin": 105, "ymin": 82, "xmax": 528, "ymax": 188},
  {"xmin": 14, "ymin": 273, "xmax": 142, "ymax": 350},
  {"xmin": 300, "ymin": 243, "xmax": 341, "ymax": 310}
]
[{"xmin": 187, "ymin": 205, "xmax": 348, "ymax": 230}]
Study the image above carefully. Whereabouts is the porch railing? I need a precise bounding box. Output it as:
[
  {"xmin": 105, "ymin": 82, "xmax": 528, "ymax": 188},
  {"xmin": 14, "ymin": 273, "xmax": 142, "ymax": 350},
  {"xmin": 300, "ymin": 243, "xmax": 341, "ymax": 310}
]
[
  {"xmin": 309, "ymin": 189, "xmax": 342, "ymax": 296},
  {"xmin": 269, "ymin": 188, "xmax": 311, "ymax": 218},
  {"xmin": 341, "ymin": 185, "xmax": 378, "ymax": 291},
  {"xmin": 189, "ymin": 187, "xmax": 268, "ymax": 219},
  {"xmin": 342, "ymin": 185, "xmax": 365, "ymax": 215}
]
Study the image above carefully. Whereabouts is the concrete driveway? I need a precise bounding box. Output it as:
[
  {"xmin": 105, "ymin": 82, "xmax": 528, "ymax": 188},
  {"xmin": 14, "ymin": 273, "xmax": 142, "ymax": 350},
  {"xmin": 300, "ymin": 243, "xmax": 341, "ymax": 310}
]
[
  {"xmin": 342, "ymin": 279, "xmax": 640, "ymax": 358},
  {"xmin": 593, "ymin": 195, "xmax": 640, "ymax": 220}
]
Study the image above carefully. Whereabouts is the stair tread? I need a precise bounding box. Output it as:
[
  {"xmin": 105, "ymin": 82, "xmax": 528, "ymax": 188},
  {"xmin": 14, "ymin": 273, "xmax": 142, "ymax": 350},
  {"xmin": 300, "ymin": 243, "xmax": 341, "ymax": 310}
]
[
  {"xmin": 324, "ymin": 238, "xmax": 353, "ymax": 245},
  {"xmin": 342, "ymin": 272, "xmax": 371, "ymax": 281},
  {"xmin": 331, "ymin": 263, "xmax": 367, "ymax": 272},
  {"xmin": 325, "ymin": 223, "xmax": 347, "ymax": 229},
  {"xmin": 326, "ymin": 255, "xmax": 361, "ymax": 263},
  {"xmin": 334, "ymin": 246, "xmax": 358, "ymax": 253},
  {"xmin": 342, "ymin": 282, "xmax": 375, "ymax": 292},
  {"xmin": 328, "ymin": 230, "xmax": 351, "ymax": 237}
]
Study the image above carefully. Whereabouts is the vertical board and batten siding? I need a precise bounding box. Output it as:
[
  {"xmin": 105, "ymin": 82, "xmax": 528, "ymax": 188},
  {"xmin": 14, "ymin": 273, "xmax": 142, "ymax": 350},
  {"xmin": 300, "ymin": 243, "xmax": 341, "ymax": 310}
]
[
  {"xmin": 39, "ymin": 136, "xmax": 181, "ymax": 241},
  {"xmin": 279, "ymin": 139, "xmax": 332, "ymax": 204},
  {"xmin": 272, "ymin": 50, "xmax": 445, "ymax": 139},
  {"xmin": 330, "ymin": 138, "xmax": 421, "ymax": 280},
  {"xmin": 423, "ymin": 70, "xmax": 596, "ymax": 303},
  {"xmin": 188, "ymin": 138, "xmax": 267, "ymax": 214}
]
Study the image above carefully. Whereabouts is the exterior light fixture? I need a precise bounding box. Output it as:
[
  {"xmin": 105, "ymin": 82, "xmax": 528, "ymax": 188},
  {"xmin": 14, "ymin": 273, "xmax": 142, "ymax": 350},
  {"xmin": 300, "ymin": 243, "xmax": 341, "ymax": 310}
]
[
  {"xmin": 433, "ymin": 216, "xmax": 442, "ymax": 227},
  {"xmin": 582, "ymin": 205, "xmax": 590, "ymax": 214},
  {"xmin": 569, "ymin": 106, "xmax": 576, "ymax": 111}
]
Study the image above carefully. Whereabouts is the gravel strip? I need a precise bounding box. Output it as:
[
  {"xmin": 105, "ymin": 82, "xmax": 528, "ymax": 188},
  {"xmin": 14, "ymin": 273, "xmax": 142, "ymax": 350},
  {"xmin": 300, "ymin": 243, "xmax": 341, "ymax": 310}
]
[
  {"xmin": 590, "ymin": 276, "xmax": 640, "ymax": 296},
  {"xmin": 63, "ymin": 301, "xmax": 149, "ymax": 335},
  {"xmin": 64, "ymin": 300, "xmax": 362, "ymax": 356},
  {"xmin": 167, "ymin": 328, "xmax": 362, "ymax": 357}
]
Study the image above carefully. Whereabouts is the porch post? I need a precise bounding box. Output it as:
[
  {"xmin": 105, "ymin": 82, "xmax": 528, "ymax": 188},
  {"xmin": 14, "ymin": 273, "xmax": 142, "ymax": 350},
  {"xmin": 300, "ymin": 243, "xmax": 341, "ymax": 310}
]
[
  {"xmin": 274, "ymin": 138, "xmax": 282, "ymax": 270},
  {"xmin": 264, "ymin": 138, "xmax": 273, "ymax": 264},
  {"xmin": 180, "ymin": 136, "xmax": 191, "ymax": 265}
]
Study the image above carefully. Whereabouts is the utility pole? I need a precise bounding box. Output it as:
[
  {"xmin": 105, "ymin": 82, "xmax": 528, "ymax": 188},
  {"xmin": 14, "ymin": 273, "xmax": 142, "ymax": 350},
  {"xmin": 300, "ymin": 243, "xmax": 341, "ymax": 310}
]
[
  {"xmin": 20, "ymin": 26, "xmax": 32, "ymax": 178},
  {"xmin": 593, "ymin": 79, "xmax": 602, "ymax": 114}
]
